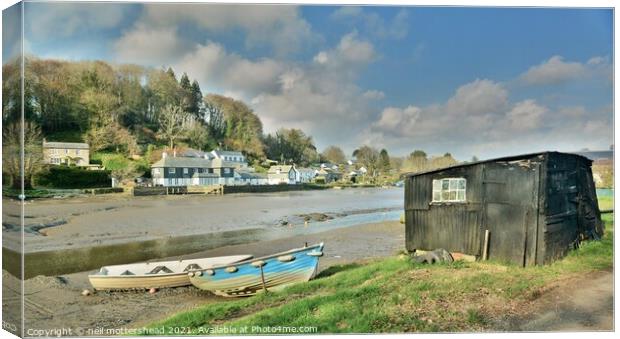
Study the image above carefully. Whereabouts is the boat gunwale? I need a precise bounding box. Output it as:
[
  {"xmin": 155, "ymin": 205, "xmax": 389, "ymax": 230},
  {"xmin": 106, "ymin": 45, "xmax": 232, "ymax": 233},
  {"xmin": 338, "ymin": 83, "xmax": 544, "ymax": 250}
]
[
  {"xmin": 88, "ymin": 254, "xmax": 254, "ymax": 279},
  {"xmin": 186, "ymin": 242, "xmax": 324, "ymax": 273}
]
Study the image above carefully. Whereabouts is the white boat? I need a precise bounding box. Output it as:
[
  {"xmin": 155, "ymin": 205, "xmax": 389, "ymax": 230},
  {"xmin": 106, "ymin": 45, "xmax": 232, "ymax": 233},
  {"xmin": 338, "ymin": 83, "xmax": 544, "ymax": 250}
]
[{"xmin": 88, "ymin": 255, "xmax": 253, "ymax": 290}]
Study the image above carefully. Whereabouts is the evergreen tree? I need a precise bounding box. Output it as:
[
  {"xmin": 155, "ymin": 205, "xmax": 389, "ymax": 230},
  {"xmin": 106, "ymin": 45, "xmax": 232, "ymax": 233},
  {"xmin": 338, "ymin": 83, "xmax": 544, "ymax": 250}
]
[{"xmin": 380, "ymin": 148, "xmax": 391, "ymax": 172}]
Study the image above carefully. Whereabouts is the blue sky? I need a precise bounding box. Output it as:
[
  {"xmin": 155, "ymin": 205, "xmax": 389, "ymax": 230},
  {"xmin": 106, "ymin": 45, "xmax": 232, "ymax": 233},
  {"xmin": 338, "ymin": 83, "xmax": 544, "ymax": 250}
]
[{"xmin": 2, "ymin": 2, "xmax": 613, "ymax": 160}]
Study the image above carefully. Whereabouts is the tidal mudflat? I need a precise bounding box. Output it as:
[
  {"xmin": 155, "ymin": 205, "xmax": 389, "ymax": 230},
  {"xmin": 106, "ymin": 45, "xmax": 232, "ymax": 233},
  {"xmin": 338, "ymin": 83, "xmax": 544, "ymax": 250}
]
[{"xmin": 3, "ymin": 187, "xmax": 403, "ymax": 253}]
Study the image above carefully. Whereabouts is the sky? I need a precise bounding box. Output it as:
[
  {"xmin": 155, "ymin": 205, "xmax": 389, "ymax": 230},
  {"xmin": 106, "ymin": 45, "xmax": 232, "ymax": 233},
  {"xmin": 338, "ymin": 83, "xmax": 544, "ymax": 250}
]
[{"xmin": 2, "ymin": 1, "xmax": 614, "ymax": 160}]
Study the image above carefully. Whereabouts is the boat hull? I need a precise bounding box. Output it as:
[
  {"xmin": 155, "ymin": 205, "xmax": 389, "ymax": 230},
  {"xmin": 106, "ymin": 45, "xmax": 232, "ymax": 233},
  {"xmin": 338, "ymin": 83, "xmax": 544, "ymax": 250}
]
[
  {"xmin": 189, "ymin": 243, "xmax": 324, "ymax": 297},
  {"xmin": 88, "ymin": 255, "xmax": 252, "ymax": 290},
  {"xmin": 89, "ymin": 274, "xmax": 191, "ymax": 290}
]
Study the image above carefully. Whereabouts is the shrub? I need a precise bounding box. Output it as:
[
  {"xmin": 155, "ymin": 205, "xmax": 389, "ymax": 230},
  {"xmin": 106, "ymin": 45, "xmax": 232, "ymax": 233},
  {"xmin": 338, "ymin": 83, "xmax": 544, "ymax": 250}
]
[{"xmin": 35, "ymin": 166, "xmax": 111, "ymax": 188}]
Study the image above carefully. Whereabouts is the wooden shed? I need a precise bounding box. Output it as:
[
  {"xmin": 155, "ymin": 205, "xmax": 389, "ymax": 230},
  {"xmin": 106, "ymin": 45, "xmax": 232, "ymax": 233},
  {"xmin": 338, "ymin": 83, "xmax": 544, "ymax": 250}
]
[{"xmin": 404, "ymin": 152, "xmax": 603, "ymax": 266}]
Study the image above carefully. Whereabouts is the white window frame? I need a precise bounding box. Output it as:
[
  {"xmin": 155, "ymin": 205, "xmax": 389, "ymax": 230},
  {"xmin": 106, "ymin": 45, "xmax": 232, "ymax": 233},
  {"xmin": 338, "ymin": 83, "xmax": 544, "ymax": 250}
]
[
  {"xmin": 183, "ymin": 168, "xmax": 189, "ymax": 174},
  {"xmin": 169, "ymin": 168, "xmax": 176, "ymax": 174},
  {"xmin": 432, "ymin": 178, "xmax": 466, "ymax": 203},
  {"xmin": 224, "ymin": 168, "xmax": 231, "ymax": 174},
  {"xmin": 153, "ymin": 168, "xmax": 161, "ymax": 175}
]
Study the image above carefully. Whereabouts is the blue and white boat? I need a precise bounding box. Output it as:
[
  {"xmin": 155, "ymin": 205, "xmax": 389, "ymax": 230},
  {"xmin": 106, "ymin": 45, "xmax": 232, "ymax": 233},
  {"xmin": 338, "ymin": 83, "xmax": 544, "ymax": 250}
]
[{"xmin": 188, "ymin": 243, "xmax": 324, "ymax": 297}]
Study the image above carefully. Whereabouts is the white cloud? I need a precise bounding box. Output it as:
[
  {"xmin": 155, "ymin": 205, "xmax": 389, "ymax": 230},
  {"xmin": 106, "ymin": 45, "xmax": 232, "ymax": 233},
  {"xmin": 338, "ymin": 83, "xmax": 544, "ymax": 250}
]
[
  {"xmin": 174, "ymin": 41, "xmax": 285, "ymax": 97},
  {"xmin": 313, "ymin": 51, "xmax": 328, "ymax": 64},
  {"xmin": 363, "ymin": 90, "xmax": 385, "ymax": 100},
  {"xmin": 366, "ymin": 79, "xmax": 508, "ymax": 148},
  {"xmin": 520, "ymin": 55, "xmax": 586, "ymax": 85},
  {"xmin": 330, "ymin": 6, "xmax": 409, "ymax": 40},
  {"xmin": 445, "ymin": 79, "xmax": 508, "ymax": 115},
  {"xmin": 506, "ymin": 99, "xmax": 548, "ymax": 130},
  {"xmin": 26, "ymin": 3, "xmax": 126, "ymax": 39},
  {"xmin": 337, "ymin": 32, "xmax": 376, "ymax": 64},
  {"xmin": 330, "ymin": 6, "xmax": 363, "ymax": 19},
  {"xmin": 557, "ymin": 106, "xmax": 586, "ymax": 118},
  {"xmin": 114, "ymin": 25, "xmax": 187, "ymax": 66},
  {"xmin": 363, "ymin": 73, "xmax": 612, "ymax": 159},
  {"xmin": 139, "ymin": 3, "xmax": 316, "ymax": 56},
  {"xmin": 159, "ymin": 30, "xmax": 381, "ymax": 154},
  {"xmin": 312, "ymin": 32, "xmax": 376, "ymax": 73},
  {"xmin": 372, "ymin": 106, "xmax": 420, "ymax": 132}
]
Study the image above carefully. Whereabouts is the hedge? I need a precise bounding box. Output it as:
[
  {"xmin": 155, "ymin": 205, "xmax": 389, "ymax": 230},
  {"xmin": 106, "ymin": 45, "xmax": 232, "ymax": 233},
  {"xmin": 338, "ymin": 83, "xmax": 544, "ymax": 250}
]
[{"xmin": 35, "ymin": 166, "xmax": 111, "ymax": 189}]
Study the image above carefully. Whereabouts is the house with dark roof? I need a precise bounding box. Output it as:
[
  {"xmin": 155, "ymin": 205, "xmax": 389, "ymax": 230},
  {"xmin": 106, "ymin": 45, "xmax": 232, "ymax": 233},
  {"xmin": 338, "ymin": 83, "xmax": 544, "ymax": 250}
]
[
  {"xmin": 151, "ymin": 152, "xmax": 236, "ymax": 186},
  {"xmin": 234, "ymin": 170, "xmax": 269, "ymax": 185},
  {"xmin": 296, "ymin": 167, "xmax": 316, "ymax": 183},
  {"xmin": 211, "ymin": 150, "xmax": 248, "ymax": 169}
]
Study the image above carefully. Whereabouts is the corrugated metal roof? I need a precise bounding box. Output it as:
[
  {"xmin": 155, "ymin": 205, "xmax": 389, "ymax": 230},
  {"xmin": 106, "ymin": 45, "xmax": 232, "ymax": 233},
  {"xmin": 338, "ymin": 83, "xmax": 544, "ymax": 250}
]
[
  {"xmin": 43, "ymin": 141, "xmax": 89, "ymax": 149},
  {"xmin": 404, "ymin": 151, "xmax": 591, "ymax": 178}
]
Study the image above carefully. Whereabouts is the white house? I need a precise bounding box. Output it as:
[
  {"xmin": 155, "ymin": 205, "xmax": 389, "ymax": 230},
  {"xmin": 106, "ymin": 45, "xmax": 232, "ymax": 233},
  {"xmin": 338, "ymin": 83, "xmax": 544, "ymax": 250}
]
[
  {"xmin": 211, "ymin": 150, "xmax": 248, "ymax": 169},
  {"xmin": 267, "ymin": 165, "xmax": 296, "ymax": 185},
  {"xmin": 296, "ymin": 167, "xmax": 316, "ymax": 183}
]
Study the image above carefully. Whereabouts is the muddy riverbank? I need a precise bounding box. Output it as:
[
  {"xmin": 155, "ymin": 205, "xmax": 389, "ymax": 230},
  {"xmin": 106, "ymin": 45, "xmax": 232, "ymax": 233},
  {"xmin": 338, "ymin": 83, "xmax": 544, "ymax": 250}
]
[
  {"xmin": 3, "ymin": 221, "xmax": 405, "ymax": 335},
  {"xmin": 3, "ymin": 187, "xmax": 403, "ymax": 253}
]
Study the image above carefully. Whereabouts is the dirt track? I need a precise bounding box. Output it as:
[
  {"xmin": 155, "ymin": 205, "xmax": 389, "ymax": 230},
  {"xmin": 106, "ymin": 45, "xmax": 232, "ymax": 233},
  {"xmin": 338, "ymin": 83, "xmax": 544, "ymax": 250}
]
[{"xmin": 503, "ymin": 270, "xmax": 614, "ymax": 331}]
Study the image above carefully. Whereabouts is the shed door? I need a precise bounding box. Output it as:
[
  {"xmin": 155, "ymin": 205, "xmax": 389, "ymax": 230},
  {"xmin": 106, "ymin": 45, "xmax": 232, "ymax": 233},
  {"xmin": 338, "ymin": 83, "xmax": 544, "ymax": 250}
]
[{"xmin": 483, "ymin": 163, "xmax": 540, "ymax": 266}]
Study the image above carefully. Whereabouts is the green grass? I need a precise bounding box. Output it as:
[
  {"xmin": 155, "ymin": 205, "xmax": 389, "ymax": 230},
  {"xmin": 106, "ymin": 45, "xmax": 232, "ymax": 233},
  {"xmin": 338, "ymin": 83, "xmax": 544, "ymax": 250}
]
[
  {"xmin": 92, "ymin": 152, "xmax": 150, "ymax": 176},
  {"xmin": 91, "ymin": 152, "xmax": 132, "ymax": 170},
  {"xmin": 145, "ymin": 213, "xmax": 614, "ymax": 335},
  {"xmin": 598, "ymin": 196, "xmax": 614, "ymax": 211}
]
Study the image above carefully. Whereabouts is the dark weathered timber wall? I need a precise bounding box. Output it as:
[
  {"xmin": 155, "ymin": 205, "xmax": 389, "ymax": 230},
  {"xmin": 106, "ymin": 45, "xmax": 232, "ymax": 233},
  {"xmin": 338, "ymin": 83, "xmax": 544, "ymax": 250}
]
[
  {"xmin": 481, "ymin": 159, "xmax": 542, "ymax": 265},
  {"xmin": 542, "ymin": 153, "xmax": 602, "ymax": 264},
  {"xmin": 405, "ymin": 152, "xmax": 603, "ymax": 266},
  {"xmin": 405, "ymin": 165, "xmax": 485, "ymax": 256}
]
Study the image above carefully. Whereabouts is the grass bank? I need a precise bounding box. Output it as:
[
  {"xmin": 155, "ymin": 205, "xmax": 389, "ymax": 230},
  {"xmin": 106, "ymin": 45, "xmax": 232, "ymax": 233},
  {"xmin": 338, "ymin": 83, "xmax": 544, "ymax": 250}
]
[{"xmin": 145, "ymin": 206, "xmax": 613, "ymax": 334}]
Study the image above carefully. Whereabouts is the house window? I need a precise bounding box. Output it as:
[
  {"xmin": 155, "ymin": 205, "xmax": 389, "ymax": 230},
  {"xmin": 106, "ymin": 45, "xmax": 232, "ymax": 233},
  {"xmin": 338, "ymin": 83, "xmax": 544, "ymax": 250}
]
[
  {"xmin": 153, "ymin": 168, "xmax": 161, "ymax": 175},
  {"xmin": 183, "ymin": 168, "xmax": 188, "ymax": 174},
  {"xmin": 198, "ymin": 168, "xmax": 203, "ymax": 173},
  {"xmin": 224, "ymin": 168, "xmax": 230, "ymax": 174},
  {"xmin": 169, "ymin": 168, "xmax": 176, "ymax": 174},
  {"xmin": 432, "ymin": 178, "xmax": 466, "ymax": 202}
]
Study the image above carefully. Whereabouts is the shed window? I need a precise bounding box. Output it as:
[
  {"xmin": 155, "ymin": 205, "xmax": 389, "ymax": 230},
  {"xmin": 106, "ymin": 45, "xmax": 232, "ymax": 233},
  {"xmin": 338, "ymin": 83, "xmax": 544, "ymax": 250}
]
[{"xmin": 432, "ymin": 178, "xmax": 466, "ymax": 202}]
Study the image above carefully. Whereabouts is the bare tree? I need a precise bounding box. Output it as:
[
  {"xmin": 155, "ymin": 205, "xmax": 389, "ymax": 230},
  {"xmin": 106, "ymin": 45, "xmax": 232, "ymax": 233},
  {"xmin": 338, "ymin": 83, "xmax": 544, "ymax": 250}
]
[
  {"xmin": 2, "ymin": 121, "xmax": 44, "ymax": 189},
  {"xmin": 157, "ymin": 104, "xmax": 189, "ymax": 150},
  {"xmin": 321, "ymin": 145, "xmax": 346, "ymax": 164}
]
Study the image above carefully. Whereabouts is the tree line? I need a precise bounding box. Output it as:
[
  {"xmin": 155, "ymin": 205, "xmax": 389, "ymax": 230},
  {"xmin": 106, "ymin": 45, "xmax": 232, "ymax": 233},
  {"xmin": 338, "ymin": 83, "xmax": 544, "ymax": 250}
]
[{"xmin": 2, "ymin": 57, "xmax": 462, "ymax": 188}]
